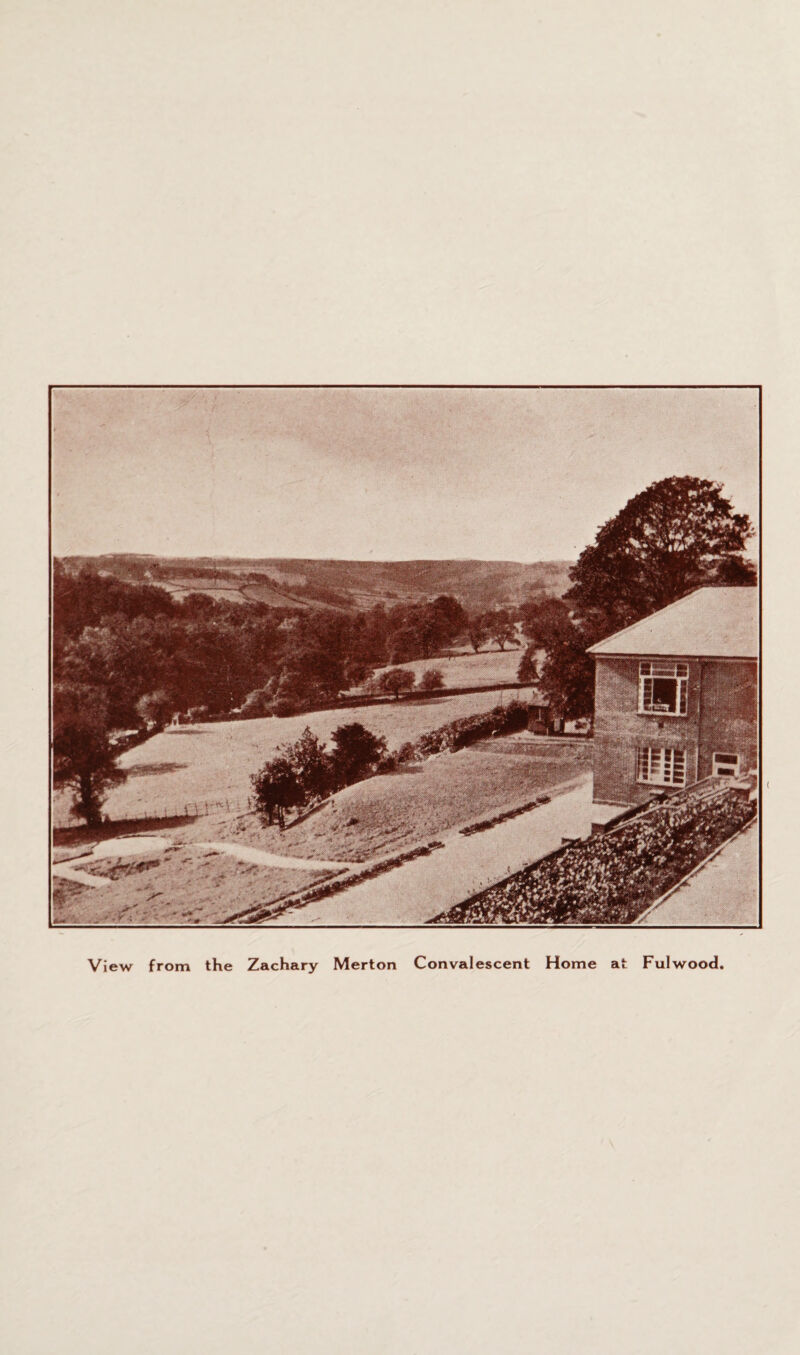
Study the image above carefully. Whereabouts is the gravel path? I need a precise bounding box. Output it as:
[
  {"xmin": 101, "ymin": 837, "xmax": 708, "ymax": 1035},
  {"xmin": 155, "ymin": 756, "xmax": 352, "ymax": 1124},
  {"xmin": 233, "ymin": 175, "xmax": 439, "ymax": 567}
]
[{"xmin": 192, "ymin": 841, "xmax": 356, "ymax": 871}]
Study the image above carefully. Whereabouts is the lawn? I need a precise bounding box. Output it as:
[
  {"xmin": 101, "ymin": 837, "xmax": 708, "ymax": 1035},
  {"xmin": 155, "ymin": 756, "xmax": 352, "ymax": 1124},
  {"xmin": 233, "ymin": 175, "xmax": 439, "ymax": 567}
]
[
  {"xmin": 52, "ymin": 741, "xmax": 588, "ymax": 925},
  {"xmin": 51, "ymin": 847, "xmax": 326, "ymax": 926},
  {"xmin": 173, "ymin": 746, "xmax": 584, "ymax": 864},
  {"xmin": 54, "ymin": 687, "xmax": 534, "ymax": 826}
]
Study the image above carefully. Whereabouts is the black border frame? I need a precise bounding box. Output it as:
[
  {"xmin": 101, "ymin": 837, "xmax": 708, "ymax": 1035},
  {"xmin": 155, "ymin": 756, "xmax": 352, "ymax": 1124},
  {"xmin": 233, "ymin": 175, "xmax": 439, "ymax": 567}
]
[{"xmin": 49, "ymin": 384, "xmax": 762, "ymax": 931}]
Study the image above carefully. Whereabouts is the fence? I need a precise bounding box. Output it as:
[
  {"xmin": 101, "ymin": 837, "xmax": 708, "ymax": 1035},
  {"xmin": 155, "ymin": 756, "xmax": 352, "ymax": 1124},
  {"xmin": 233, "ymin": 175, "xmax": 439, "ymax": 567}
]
[{"xmin": 52, "ymin": 795, "xmax": 251, "ymax": 831}]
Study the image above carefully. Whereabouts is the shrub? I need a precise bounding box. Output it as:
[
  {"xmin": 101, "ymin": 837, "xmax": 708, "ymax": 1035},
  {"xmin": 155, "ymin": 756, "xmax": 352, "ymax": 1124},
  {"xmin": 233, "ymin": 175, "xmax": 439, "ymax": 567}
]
[
  {"xmin": 240, "ymin": 688, "xmax": 272, "ymax": 718},
  {"xmin": 418, "ymin": 667, "xmax": 445, "ymax": 692}
]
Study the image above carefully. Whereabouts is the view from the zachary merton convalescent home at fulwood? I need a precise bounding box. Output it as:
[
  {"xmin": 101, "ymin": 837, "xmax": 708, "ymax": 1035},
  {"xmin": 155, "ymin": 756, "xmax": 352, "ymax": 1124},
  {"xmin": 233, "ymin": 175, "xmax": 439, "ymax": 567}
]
[{"xmin": 51, "ymin": 387, "xmax": 760, "ymax": 929}]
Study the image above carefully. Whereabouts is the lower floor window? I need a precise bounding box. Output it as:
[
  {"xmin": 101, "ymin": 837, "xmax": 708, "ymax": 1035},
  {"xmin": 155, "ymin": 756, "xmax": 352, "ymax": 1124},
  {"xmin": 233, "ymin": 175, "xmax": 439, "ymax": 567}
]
[
  {"xmin": 712, "ymin": 752, "xmax": 740, "ymax": 777},
  {"xmin": 637, "ymin": 746, "xmax": 687, "ymax": 787}
]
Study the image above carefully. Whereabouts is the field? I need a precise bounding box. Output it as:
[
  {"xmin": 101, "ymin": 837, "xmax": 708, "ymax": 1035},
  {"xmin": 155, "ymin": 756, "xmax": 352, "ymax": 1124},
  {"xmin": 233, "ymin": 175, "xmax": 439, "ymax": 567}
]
[
  {"xmin": 51, "ymin": 740, "xmax": 589, "ymax": 925},
  {"xmin": 52, "ymin": 848, "xmax": 326, "ymax": 925},
  {"xmin": 358, "ymin": 647, "xmax": 526, "ymax": 691},
  {"xmin": 53, "ymin": 687, "xmax": 535, "ymax": 825},
  {"xmin": 174, "ymin": 744, "xmax": 585, "ymax": 862},
  {"xmin": 65, "ymin": 554, "xmax": 573, "ymax": 611}
]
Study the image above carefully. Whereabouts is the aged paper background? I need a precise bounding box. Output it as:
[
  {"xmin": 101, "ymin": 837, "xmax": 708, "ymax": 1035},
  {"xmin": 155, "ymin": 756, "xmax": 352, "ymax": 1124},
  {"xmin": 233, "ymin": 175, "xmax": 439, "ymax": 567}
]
[{"xmin": 2, "ymin": 3, "xmax": 798, "ymax": 1352}]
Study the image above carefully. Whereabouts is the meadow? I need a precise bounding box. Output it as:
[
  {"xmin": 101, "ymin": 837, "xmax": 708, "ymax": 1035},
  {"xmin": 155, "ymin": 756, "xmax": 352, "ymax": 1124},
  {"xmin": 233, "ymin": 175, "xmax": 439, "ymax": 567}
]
[
  {"xmin": 54, "ymin": 687, "xmax": 539, "ymax": 825},
  {"xmin": 357, "ymin": 646, "xmax": 525, "ymax": 691},
  {"xmin": 174, "ymin": 744, "xmax": 586, "ymax": 863},
  {"xmin": 51, "ymin": 739, "xmax": 590, "ymax": 925}
]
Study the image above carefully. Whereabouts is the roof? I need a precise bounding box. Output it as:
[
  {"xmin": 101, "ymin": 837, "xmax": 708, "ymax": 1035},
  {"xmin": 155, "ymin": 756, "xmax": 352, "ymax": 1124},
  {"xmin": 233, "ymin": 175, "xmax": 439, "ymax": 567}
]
[{"xmin": 587, "ymin": 587, "xmax": 758, "ymax": 659}]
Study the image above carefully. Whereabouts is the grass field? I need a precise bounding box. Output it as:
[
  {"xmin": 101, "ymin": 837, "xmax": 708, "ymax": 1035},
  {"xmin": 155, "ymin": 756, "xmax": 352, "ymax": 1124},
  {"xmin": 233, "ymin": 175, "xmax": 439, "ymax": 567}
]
[
  {"xmin": 51, "ymin": 848, "xmax": 326, "ymax": 925},
  {"xmin": 357, "ymin": 647, "xmax": 526, "ymax": 692},
  {"xmin": 52, "ymin": 742, "xmax": 587, "ymax": 925},
  {"xmin": 53, "ymin": 687, "xmax": 539, "ymax": 825},
  {"xmin": 174, "ymin": 745, "xmax": 582, "ymax": 862}
]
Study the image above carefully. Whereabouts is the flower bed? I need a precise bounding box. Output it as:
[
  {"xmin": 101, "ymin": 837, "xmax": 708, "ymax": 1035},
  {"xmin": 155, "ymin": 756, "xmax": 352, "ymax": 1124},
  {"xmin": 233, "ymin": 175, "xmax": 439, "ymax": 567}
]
[{"xmin": 433, "ymin": 786, "xmax": 755, "ymax": 926}]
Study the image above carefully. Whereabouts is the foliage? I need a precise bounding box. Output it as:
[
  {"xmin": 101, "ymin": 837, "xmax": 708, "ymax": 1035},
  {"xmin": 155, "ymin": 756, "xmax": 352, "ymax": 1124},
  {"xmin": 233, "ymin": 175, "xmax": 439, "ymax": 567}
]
[
  {"xmin": 485, "ymin": 607, "xmax": 517, "ymax": 650},
  {"xmin": 379, "ymin": 667, "xmax": 415, "ymax": 699},
  {"xmin": 467, "ymin": 614, "xmax": 489, "ymax": 652},
  {"xmin": 250, "ymin": 756, "xmax": 302, "ymax": 827},
  {"xmin": 136, "ymin": 689, "xmax": 175, "ymax": 728},
  {"xmin": 329, "ymin": 723, "xmax": 389, "ymax": 788},
  {"xmin": 52, "ymin": 683, "xmax": 128, "ymax": 825},
  {"xmin": 53, "ymin": 562, "xmax": 476, "ymax": 728},
  {"xmin": 418, "ymin": 667, "xmax": 445, "ymax": 692},
  {"xmin": 516, "ymin": 648, "xmax": 539, "ymax": 684},
  {"xmin": 283, "ymin": 728, "xmax": 335, "ymax": 802},
  {"xmin": 396, "ymin": 700, "xmax": 530, "ymax": 762},
  {"xmin": 251, "ymin": 721, "xmax": 390, "ymax": 826},
  {"xmin": 566, "ymin": 476, "xmax": 755, "ymax": 634}
]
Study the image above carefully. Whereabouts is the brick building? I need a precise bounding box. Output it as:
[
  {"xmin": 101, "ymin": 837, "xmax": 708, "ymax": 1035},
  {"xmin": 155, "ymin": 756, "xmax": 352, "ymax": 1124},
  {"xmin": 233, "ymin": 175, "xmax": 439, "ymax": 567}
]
[{"xmin": 587, "ymin": 587, "xmax": 758, "ymax": 830}]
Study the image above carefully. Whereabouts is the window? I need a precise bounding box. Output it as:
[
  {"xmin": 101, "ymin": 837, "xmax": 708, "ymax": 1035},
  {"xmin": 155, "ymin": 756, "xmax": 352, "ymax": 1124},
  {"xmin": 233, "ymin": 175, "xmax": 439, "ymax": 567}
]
[
  {"xmin": 637, "ymin": 747, "xmax": 687, "ymax": 787},
  {"xmin": 638, "ymin": 661, "xmax": 688, "ymax": 716},
  {"xmin": 712, "ymin": 752, "xmax": 740, "ymax": 777}
]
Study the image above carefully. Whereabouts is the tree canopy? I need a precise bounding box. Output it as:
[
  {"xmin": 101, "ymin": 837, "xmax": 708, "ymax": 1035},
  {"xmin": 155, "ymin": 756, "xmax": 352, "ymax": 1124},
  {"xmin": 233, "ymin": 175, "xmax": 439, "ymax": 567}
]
[
  {"xmin": 567, "ymin": 476, "xmax": 755, "ymax": 634},
  {"xmin": 53, "ymin": 683, "xmax": 128, "ymax": 824}
]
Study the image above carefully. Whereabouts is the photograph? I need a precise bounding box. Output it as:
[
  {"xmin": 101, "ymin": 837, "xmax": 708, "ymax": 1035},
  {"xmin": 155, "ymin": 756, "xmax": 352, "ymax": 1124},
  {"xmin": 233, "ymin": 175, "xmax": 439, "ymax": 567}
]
[{"xmin": 50, "ymin": 384, "xmax": 760, "ymax": 928}]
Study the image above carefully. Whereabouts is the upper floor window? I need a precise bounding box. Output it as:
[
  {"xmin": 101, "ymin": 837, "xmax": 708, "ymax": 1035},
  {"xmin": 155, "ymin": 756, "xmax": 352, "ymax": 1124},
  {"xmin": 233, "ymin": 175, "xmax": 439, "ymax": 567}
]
[{"xmin": 638, "ymin": 661, "xmax": 688, "ymax": 716}]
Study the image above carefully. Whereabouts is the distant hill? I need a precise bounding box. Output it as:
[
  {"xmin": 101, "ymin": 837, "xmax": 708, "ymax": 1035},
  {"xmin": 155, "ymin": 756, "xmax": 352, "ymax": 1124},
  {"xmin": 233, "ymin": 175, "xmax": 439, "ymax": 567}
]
[{"xmin": 60, "ymin": 554, "xmax": 574, "ymax": 612}]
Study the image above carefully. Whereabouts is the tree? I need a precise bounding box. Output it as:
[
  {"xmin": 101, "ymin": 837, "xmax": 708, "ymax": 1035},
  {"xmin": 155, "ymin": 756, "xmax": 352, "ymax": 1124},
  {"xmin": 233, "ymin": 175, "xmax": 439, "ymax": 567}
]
[
  {"xmin": 330, "ymin": 723, "xmax": 388, "ymax": 788},
  {"xmin": 53, "ymin": 683, "xmax": 128, "ymax": 825},
  {"xmin": 136, "ymin": 689, "xmax": 175, "ymax": 728},
  {"xmin": 388, "ymin": 623, "xmax": 423, "ymax": 665},
  {"xmin": 567, "ymin": 476, "xmax": 755, "ymax": 634},
  {"xmin": 239, "ymin": 687, "xmax": 272, "ymax": 718},
  {"xmin": 537, "ymin": 632, "xmax": 595, "ymax": 723},
  {"xmin": 484, "ymin": 608, "xmax": 516, "ymax": 650},
  {"xmin": 516, "ymin": 648, "xmax": 539, "ymax": 684},
  {"xmin": 418, "ymin": 667, "xmax": 445, "ymax": 692},
  {"xmin": 250, "ymin": 755, "xmax": 302, "ymax": 828},
  {"xmin": 467, "ymin": 613, "xmax": 489, "ymax": 652},
  {"xmin": 518, "ymin": 595, "xmax": 572, "ymax": 646},
  {"xmin": 283, "ymin": 727, "xmax": 334, "ymax": 801},
  {"xmin": 379, "ymin": 668, "xmax": 415, "ymax": 700}
]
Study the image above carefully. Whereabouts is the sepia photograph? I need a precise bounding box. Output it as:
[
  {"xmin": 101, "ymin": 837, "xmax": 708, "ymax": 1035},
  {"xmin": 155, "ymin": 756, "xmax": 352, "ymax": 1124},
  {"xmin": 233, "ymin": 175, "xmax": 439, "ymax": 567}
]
[{"xmin": 50, "ymin": 385, "xmax": 760, "ymax": 928}]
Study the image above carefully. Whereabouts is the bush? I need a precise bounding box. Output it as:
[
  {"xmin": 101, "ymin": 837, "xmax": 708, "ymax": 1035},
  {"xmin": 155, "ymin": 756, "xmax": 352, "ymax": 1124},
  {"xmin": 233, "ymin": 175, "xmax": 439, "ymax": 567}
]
[
  {"xmin": 240, "ymin": 688, "xmax": 272, "ymax": 718},
  {"xmin": 397, "ymin": 700, "xmax": 529, "ymax": 763},
  {"xmin": 418, "ymin": 667, "xmax": 445, "ymax": 692}
]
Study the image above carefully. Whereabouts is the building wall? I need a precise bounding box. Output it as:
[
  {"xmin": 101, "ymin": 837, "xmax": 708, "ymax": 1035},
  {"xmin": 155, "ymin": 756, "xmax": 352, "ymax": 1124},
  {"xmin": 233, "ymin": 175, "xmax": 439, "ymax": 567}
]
[
  {"xmin": 696, "ymin": 659, "xmax": 758, "ymax": 778},
  {"xmin": 592, "ymin": 655, "xmax": 757, "ymax": 806}
]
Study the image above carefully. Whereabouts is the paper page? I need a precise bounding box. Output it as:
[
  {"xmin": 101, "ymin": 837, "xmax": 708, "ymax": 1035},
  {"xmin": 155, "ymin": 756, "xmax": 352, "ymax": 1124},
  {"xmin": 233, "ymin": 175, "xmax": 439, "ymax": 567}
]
[{"xmin": 2, "ymin": 4, "xmax": 797, "ymax": 1352}]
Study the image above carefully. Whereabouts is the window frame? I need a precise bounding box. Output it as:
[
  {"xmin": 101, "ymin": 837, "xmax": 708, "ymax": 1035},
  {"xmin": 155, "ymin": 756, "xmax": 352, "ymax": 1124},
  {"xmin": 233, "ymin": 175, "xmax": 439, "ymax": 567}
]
[
  {"xmin": 637, "ymin": 746, "xmax": 688, "ymax": 788},
  {"xmin": 638, "ymin": 660, "xmax": 689, "ymax": 717},
  {"xmin": 712, "ymin": 751, "xmax": 740, "ymax": 777}
]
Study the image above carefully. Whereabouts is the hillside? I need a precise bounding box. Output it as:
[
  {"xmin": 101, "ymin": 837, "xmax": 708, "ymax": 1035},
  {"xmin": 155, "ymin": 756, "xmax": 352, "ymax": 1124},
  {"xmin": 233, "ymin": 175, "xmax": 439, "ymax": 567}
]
[{"xmin": 60, "ymin": 554, "xmax": 573, "ymax": 611}]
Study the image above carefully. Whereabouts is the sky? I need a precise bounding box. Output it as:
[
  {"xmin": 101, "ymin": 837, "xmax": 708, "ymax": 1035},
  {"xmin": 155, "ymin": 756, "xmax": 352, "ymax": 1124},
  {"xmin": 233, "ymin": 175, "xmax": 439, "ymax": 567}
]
[{"xmin": 51, "ymin": 386, "xmax": 759, "ymax": 562}]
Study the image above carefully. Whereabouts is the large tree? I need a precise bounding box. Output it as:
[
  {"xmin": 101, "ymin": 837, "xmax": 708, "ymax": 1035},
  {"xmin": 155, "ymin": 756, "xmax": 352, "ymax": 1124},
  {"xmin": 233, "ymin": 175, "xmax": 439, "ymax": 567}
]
[
  {"xmin": 53, "ymin": 684, "xmax": 128, "ymax": 825},
  {"xmin": 379, "ymin": 667, "xmax": 415, "ymax": 700},
  {"xmin": 567, "ymin": 476, "xmax": 755, "ymax": 634},
  {"xmin": 250, "ymin": 755, "xmax": 302, "ymax": 828},
  {"xmin": 329, "ymin": 723, "xmax": 388, "ymax": 788}
]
